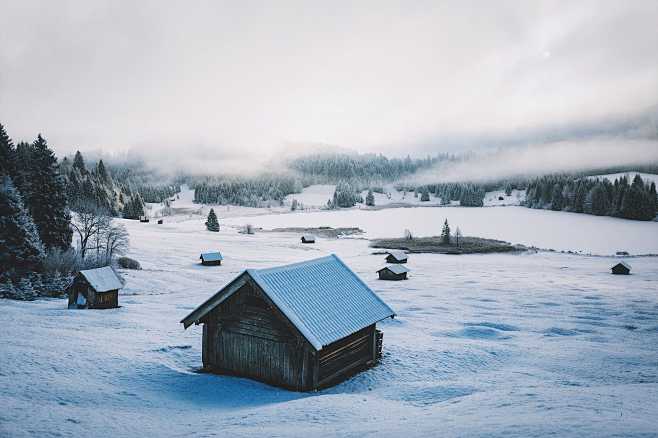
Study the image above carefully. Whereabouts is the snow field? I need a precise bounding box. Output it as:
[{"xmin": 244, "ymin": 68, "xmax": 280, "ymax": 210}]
[{"xmin": 1, "ymin": 209, "xmax": 657, "ymax": 437}]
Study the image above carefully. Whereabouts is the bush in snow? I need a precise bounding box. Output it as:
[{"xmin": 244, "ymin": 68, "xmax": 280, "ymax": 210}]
[{"xmin": 117, "ymin": 256, "xmax": 141, "ymax": 270}]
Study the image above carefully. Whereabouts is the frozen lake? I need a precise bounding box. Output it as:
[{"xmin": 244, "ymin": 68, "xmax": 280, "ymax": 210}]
[{"xmin": 225, "ymin": 206, "xmax": 658, "ymax": 255}]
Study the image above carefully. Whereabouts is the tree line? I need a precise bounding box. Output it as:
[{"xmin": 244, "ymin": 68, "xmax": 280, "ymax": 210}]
[
  {"xmin": 0, "ymin": 123, "xmax": 131, "ymax": 300},
  {"xmin": 193, "ymin": 174, "xmax": 301, "ymax": 207},
  {"xmin": 525, "ymin": 174, "xmax": 657, "ymax": 220}
]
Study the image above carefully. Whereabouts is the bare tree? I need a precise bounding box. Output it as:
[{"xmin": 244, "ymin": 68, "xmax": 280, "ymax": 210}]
[
  {"xmin": 102, "ymin": 222, "xmax": 129, "ymax": 262},
  {"xmin": 455, "ymin": 227, "xmax": 462, "ymax": 247},
  {"xmin": 70, "ymin": 201, "xmax": 111, "ymax": 260}
]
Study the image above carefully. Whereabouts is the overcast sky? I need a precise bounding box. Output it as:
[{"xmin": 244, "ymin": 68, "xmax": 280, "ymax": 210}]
[{"xmin": 1, "ymin": 0, "xmax": 657, "ymax": 167}]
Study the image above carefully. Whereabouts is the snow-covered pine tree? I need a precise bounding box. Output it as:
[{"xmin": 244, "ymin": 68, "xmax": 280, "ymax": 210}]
[
  {"xmin": 206, "ymin": 208, "xmax": 220, "ymax": 231},
  {"xmin": 0, "ymin": 176, "xmax": 46, "ymax": 280},
  {"xmin": 420, "ymin": 188, "xmax": 430, "ymax": 202},
  {"xmin": 23, "ymin": 135, "xmax": 72, "ymax": 250},
  {"xmin": 17, "ymin": 277, "xmax": 37, "ymax": 301},
  {"xmin": 0, "ymin": 279, "xmax": 17, "ymax": 299},
  {"xmin": 366, "ymin": 189, "xmax": 375, "ymax": 206},
  {"xmin": 0, "ymin": 123, "xmax": 16, "ymax": 177},
  {"xmin": 73, "ymin": 150, "xmax": 86, "ymax": 174},
  {"xmin": 440, "ymin": 219, "xmax": 451, "ymax": 245}
]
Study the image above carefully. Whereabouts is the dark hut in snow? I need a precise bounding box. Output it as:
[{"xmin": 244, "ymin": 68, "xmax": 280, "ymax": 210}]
[
  {"xmin": 301, "ymin": 235, "xmax": 315, "ymax": 244},
  {"xmin": 386, "ymin": 250, "xmax": 408, "ymax": 264},
  {"xmin": 67, "ymin": 266, "xmax": 123, "ymax": 309},
  {"xmin": 139, "ymin": 216, "xmax": 149, "ymax": 223},
  {"xmin": 181, "ymin": 254, "xmax": 395, "ymax": 391},
  {"xmin": 377, "ymin": 265, "xmax": 409, "ymax": 281},
  {"xmin": 200, "ymin": 251, "xmax": 223, "ymax": 266},
  {"xmin": 611, "ymin": 261, "xmax": 631, "ymax": 275}
]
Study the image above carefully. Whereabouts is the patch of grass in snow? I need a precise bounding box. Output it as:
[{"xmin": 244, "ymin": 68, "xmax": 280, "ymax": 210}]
[{"xmin": 371, "ymin": 236, "xmax": 523, "ymax": 254}]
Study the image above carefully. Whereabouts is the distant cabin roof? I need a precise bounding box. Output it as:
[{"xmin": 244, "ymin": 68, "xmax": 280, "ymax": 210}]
[
  {"xmin": 302, "ymin": 235, "xmax": 315, "ymax": 241},
  {"xmin": 78, "ymin": 266, "xmax": 123, "ymax": 292},
  {"xmin": 613, "ymin": 261, "xmax": 632, "ymax": 270},
  {"xmin": 378, "ymin": 265, "xmax": 410, "ymax": 275},
  {"xmin": 181, "ymin": 254, "xmax": 395, "ymax": 350},
  {"xmin": 200, "ymin": 251, "xmax": 223, "ymax": 261},
  {"xmin": 387, "ymin": 250, "xmax": 408, "ymax": 261}
]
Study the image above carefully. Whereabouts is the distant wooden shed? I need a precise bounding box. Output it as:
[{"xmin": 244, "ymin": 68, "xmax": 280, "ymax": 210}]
[
  {"xmin": 611, "ymin": 261, "xmax": 631, "ymax": 275},
  {"xmin": 139, "ymin": 216, "xmax": 149, "ymax": 223},
  {"xmin": 386, "ymin": 250, "xmax": 408, "ymax": 264},
  {"xmin": 157, "ymin": 219, "xmax": 163, "ymax": 224},
  {"xmin": 377, "ymin": 265, "xmax": 409, "ymax": 281},
  {"xmin": 181, "ymin": 254, "xmax": 395, "ymax": 391},
  {"xmin": 67, "ymin": 266, "xmax": 123, "ymax": 309},
  {"xmin": 200, "ymin": 251, "xmax": 223, "ymax": 266},
  {"xmin": 301, "ymin": 235, "xmax": 315, "ymax": 244}
]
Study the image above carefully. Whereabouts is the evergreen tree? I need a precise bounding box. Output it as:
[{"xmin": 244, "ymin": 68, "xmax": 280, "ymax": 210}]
[
  {"xmin": 0, "ymin": 176, "xmax": 45, "ymax": 280},
  {"xmin": 73, "ymin": 150, "xmax": 86, "ymax": 173},
  {"xmin": 205, "ymin": 208, "xmax": 220, "ymax": 232},
  {"xmin": 420, "ymin": 188, "xmax": 430, "ymax": 202},
  {"xmin": 589, "ymin": 183, "xmax": 610, "ymax": 216},
  {"xmin": 24, "ymin": 135, "xmax": 72, "ymax": 250},
  {"xmin": 17, "ymin": 277, "xmax": 36, "ymax": 301},
  {"xmin": 440, "ymin": 219, "xmax": 451, "ymax": 245},
  {"xmin": 96, "ymin": 159, "xmax": 110, "ymax": 184},
  {"xmin": 365, "ymin": 189, "xmax": 375, "ymax": 206},
  {"xmin": 0, "ymin": 123, "xmax": 16, "ymax": 177}
]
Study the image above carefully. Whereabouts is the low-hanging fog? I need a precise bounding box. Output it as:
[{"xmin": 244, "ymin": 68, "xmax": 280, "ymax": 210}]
[{"xmin": 1, "ymin": 0, "xmax": 657, "ymax": 179}]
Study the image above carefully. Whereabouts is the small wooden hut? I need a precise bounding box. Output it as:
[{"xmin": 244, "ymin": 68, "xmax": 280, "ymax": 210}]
[
  {"xmin": 181, "ymin": 254, "xmax": 395, "ymax": 391},
  {"xmin": 611, "ymin": 261, "xmax": 631, "ymax": 275},
  {"xmin": 67, "ymin": 266, "xmax": 123, "ymax": 309},
  {"xmin": 377, "ymin": 265, "xmax": 409, "ymax": 281},
  {"xmin": 139, "ymin": 216, "xmax": 150, "ymax": 223},
  {"xmin": 200, "ymin": 251, "xmax": 223, "ymax": 266},
  {"xmin": 157, "ymin": 219, "xmax": 163, "ymax": 224},
  {"xmin": 301, "ymin": 235, "xmax": 316, "ymax": 244},
  {"xmin": 386, "ymin": 250, "xmax": 408, "ymax": 264}
]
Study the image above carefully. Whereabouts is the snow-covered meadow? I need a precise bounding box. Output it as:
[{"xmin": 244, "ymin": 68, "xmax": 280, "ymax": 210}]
[{"xmin": 1, "ymin": 203, "xmax": 658, "ymax": 437}]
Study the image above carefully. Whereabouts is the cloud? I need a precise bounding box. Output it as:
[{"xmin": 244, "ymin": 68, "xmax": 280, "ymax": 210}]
[
  {"xmin": 1, "ymin": 0, "xmax": 657, "ymax": 167},
  {"xmin": 410, "ymin": 137, "xmax": 658, "ymax": 184}
]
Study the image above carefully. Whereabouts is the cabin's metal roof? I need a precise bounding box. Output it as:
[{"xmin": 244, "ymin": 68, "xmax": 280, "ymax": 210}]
[
  {"xmin": 79, "ymin": 266, "xmax": 123, "ymax": 292},
  {"xmin": 181, "ymin": 254, "xmax": 395, "ymax": 350},
  {"xmin": 200, "ymin": 251, "xmax": 223, "ymax": 261},
  {"xmin": 378, "ymin": 265, "xmax": 410, "ymax": 275},
  {"xmin": 387, "ymin": 250, "xmax": 408, "ymax": 261}
]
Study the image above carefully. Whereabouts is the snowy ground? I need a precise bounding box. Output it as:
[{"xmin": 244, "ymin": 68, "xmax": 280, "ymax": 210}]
[{"xmin": 2, "ymin": 207, "xmax": 658, "ymax": 437}]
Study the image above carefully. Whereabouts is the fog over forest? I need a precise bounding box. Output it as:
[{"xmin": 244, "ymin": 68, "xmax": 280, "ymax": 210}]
[{"xmin": 1, "ymin": 0, "xmax": 657, "ymax": 178}]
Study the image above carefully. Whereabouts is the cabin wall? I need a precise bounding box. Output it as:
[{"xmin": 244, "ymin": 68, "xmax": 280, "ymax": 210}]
[
  {"xmin": 378, "ymin": 270, "xmax": 406, "ymax": 281},
  {"xmin": 316, "ymin": 325, "xmax": 376, "ymax": 388},
  {"xmin": 202, "ymin": 283, "xmax": 312, "ymax": 390}
]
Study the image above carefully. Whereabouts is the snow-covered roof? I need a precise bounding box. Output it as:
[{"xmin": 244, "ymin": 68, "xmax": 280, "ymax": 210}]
[
  {"xmin": 200, "ymin": 251, "xmax": 223, "ymax": 261},
  {"xmin": 613, "ymin": 261, "xmax": 632, "ymax": 270},
  {"xmin": 79, "ymin": 267, "xmax": 123, "ymax": 292},
  {"xmin": 378, "ymin": 265, "xmax": 410, "ymax": 275},
  {"xmin": 387, "ymin": 250, "xmax": 408, "ymax": 261},
  {"xmin": 302, "ymin": 235, "xmax": 315, "ymax": 241},
  {"xmin": 181, "ymin": 254, "xmax": 395, "ymax": 350}
]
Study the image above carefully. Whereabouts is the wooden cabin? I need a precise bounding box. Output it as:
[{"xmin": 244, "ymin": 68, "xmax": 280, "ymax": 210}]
[
  {"xmin": 377, "ymin": 265, "xmax": 409, "ymax": 281},
  {"xmin": 181, "ymin": 254, "xmax": 395, "ymax": 391},
  {"xmin": 386, "ymin": 250, "xmax": 408, "ymax": 264},
  {"xmin": 301, "ymin": 235, "xmax": 316, "ymax": 244},
  {"xmin": 139, "ymin": 216, "xmax": 150, "ymax": 223},
  {"xmin": 200, "ymin": 251, "xmax": 223, "ymax": 266},
  {"xmin": 611, "ymin": 261, "xmax": 631, "ymax": 275},
  {"xmin": 67, "ymin": 266, "xmax": 123, "ymax": 309},
  {"xmin": 157, "ymin": 219, "xmax": 163, "ymax": 224}
]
